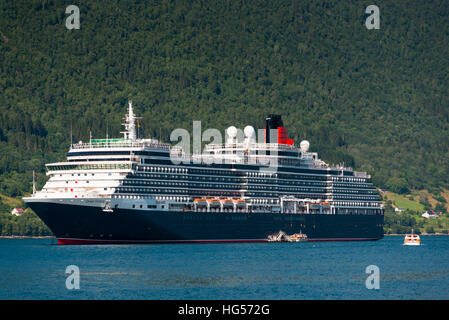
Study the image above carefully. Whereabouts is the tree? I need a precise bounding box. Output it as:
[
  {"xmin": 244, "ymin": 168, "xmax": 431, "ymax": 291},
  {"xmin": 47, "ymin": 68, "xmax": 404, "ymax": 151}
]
[{"xmin": 386, "ymin": 177, "xmax": 410, "ymax": 194}]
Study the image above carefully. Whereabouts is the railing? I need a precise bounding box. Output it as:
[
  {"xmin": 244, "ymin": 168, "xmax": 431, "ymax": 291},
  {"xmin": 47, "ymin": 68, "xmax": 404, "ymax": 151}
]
[
  {"xmin": 204, "ymin": 142, "xmax": 298, "ymax": 151},
  {"xmin": 71, "ymin": 140, "xmax": 170, "ymax": 150},
  {"xmin": 353, "ymin": 171, "xmax": 371, "ymax": 178}
]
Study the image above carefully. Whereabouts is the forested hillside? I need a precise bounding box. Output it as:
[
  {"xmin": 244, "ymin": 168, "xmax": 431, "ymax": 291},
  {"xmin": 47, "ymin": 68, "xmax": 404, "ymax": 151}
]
[{"xmin": 1, "ymin": 0, "xmax": 448, "ymax": 199}]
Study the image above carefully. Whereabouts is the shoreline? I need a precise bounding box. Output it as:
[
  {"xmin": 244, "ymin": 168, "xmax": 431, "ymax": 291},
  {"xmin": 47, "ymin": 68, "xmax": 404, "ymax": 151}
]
[{"xmin": 0, "ymin": 236, "xmax": 55, "ymax": 239}]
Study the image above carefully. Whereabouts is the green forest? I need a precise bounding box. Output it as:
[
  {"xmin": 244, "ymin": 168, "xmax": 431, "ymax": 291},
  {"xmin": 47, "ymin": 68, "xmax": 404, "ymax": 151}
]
[{"xmin": 0, "ymin": 0, "xmax": 448, "ymax": 235}]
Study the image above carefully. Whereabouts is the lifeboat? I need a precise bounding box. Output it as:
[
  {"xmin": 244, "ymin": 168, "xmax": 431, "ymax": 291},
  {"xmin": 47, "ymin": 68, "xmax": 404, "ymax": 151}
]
[
  {"xmin": 205, "ymin": 198, "xmax": 220, "ymax": 212},
  {"xmin": 219, "ymin": 198, "xmax": 234, "ymax": 212},
  {"xmin": 206, "ymin": 198, "xmax": 220, "ymax": 206},
  {"xmin": 404, "ymin": 229, "xmax": 421, "ymax": 246},
  {"xmin": 232, "ymin": 198, "xmax": 246, "ymax": 206},
  {"xmin": 219, "ymin": 198, "xmax": 234, "ymax": 206},
  {"xmin": 193, "ymin": 198, "xmax": 207, "ymax": 206},
  {"xmin": 289, "ymin": 231, "xmax": 308, "ymax": 242}
]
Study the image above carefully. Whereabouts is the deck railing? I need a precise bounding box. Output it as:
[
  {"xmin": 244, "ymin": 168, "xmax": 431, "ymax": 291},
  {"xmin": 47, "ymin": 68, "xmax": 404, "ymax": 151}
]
[{"xmin": 70, "ymin": 140, "xmax": 170, "ymax": 150}]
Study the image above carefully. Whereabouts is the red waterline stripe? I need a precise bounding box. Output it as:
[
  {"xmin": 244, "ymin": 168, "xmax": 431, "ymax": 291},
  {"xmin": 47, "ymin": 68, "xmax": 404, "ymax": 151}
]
[
  {"xmin": 308, "ymin": 237, "xmax": 381, "ymax": 242},
  {"xmin": 57, "ymin": 237, "xmax": 381, "ymax": 245},
  {"xmin": 57, "ymin": 238, "xmax": 268, "ymax": 245}
]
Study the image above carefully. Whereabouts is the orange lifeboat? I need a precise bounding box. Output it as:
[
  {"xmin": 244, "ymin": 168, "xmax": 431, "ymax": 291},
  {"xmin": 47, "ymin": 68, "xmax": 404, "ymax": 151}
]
[
  {"xmin": 219, "ymin": 198, "xmax": 234, "ymax": 212},
  {"xmin": 194, "ymin": 198, "xmax": 207, "ymax": 205},
  {"xmin": 206, "ymin": 198, "xmax": 220, "ymax": 206},
  {"xmin": 289, "ymin": 231, "xmax": 308, "ymax": 242},
  {"xmin": 232, "ymin": 198, "xmax": 246, "ymax": 206},
  {"xmin": 219, "ymin": 198, "xmax": 234, "ymax": 205}
]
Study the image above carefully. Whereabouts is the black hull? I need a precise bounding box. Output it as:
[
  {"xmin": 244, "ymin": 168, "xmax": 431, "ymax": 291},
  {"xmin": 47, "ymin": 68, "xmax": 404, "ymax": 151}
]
[{"xmin": 28, "ymin": 201, "xmax": 384, "ymax": 244}]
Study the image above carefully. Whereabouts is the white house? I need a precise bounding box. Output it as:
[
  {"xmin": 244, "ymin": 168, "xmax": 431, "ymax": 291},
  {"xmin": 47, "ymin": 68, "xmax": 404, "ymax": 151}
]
[
  {"xmin": 422, "ymin": 211, "xmax": 438, "ymax": 219},
  {"xmin": 395, "ymin": 207, "xmax": 405, "ymax": 213},
  {"xmin": 11, "ymin": 208, "xmax": 24, "ymax": 216}
]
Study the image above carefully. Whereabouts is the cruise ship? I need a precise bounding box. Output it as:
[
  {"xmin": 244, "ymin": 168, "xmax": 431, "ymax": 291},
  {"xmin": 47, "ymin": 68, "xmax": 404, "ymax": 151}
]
[{"xmin": 23, "ymin": 102, "xmax": 384, "ymax": 244}]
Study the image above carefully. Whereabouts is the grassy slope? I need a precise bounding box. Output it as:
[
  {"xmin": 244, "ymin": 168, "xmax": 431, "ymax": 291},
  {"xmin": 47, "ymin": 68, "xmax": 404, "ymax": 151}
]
[
  {"xmin": 384, "ymin": 191, "xmax": 425, "ymax": 212},
  {"xmin": 0, "ymin": 194, "xmax": 23, "ymax": 209},
  {"xmin": 383, "ymin": 189, "xmax": 449, "ymax": 234},
  {"xmin": 384, "ymin": 189, "xmax": 449, "ymax": 212}
]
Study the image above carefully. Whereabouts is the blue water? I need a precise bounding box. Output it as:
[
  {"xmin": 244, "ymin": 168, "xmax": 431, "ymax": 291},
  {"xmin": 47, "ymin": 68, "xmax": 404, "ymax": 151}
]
[{"xmin": 0, "ymin": 236, "xmax": 448, "ymax": 299}]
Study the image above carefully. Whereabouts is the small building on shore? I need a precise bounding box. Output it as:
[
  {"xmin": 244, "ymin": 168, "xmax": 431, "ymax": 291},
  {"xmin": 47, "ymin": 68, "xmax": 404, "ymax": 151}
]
[
  {"xmin": 422, "ymin": 211, "xmax": 438, "ymax": 219},
  {"xmin": 11, "ymin": 208, "xmax": 24, "ymax": 216}
]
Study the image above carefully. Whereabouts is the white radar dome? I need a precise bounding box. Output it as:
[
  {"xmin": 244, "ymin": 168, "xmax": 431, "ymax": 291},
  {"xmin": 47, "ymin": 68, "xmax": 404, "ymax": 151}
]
[
  {"xmin": 300, "ymin": 140, "xmax": 310, "ymax": 152},
  {"xmin": 226, "ymin": 126, "xmax": 238, "ymax": 138},
  {"xmin": 244, "ymin": 125, "xmax": 255, "ymax": 138}
]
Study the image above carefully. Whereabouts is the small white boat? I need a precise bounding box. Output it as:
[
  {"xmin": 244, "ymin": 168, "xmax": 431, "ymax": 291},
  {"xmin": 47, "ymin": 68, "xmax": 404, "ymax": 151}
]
[{"xmin": 403, "ymin": 229, "xmax": 421, "ymax": 246}]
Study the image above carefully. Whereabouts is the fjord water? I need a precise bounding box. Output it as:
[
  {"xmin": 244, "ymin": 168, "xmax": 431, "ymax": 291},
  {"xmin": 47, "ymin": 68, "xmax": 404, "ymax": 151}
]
[{"xmin": 0, "ymin": 236, "xmax": 448, "ymax": 300}]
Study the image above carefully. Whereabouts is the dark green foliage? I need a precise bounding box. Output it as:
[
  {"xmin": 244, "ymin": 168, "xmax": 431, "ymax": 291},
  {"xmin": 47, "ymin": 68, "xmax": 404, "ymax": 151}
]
[
  {"xmin": 419, "ymin": 197, "xmax": 432, "ymax": 210},
  {"xmin": 386, "ymin": 177, "xmax": 410, "ymax": 195},
  {"xmin": 425, "ymin": 225, "xmax": 435, "ymax": 234},
  {"xmin": 435, "ymin": 203, "xmax": 447, "ymax": 214},
  {"xmin": 0, "ymin": 0, "xmax": 448, "ymax": 198},
  {"xmin": 0, "ymin": 209, "xmax": 52, "ymax": 236},
  {"xmin": 0, "ymin": 199, "xmax": 51, "ymax": 235},
  {"xmin": 384, "ymin": 207, "xmax": 417, "ymax": 234}
]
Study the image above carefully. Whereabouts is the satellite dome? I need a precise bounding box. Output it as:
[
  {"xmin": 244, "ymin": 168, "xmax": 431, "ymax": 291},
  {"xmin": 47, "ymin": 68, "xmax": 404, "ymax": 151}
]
[
  {"xmin": 244, "ymin": 125, "xmax": 255, "ymax": 138},
  {"xmin": 300, "ymin": 140, "xmax": 310, "ymax": 152},
  {"xmin": 226, "ymin": 126, "xmax": 238, "ymax": 138}
]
